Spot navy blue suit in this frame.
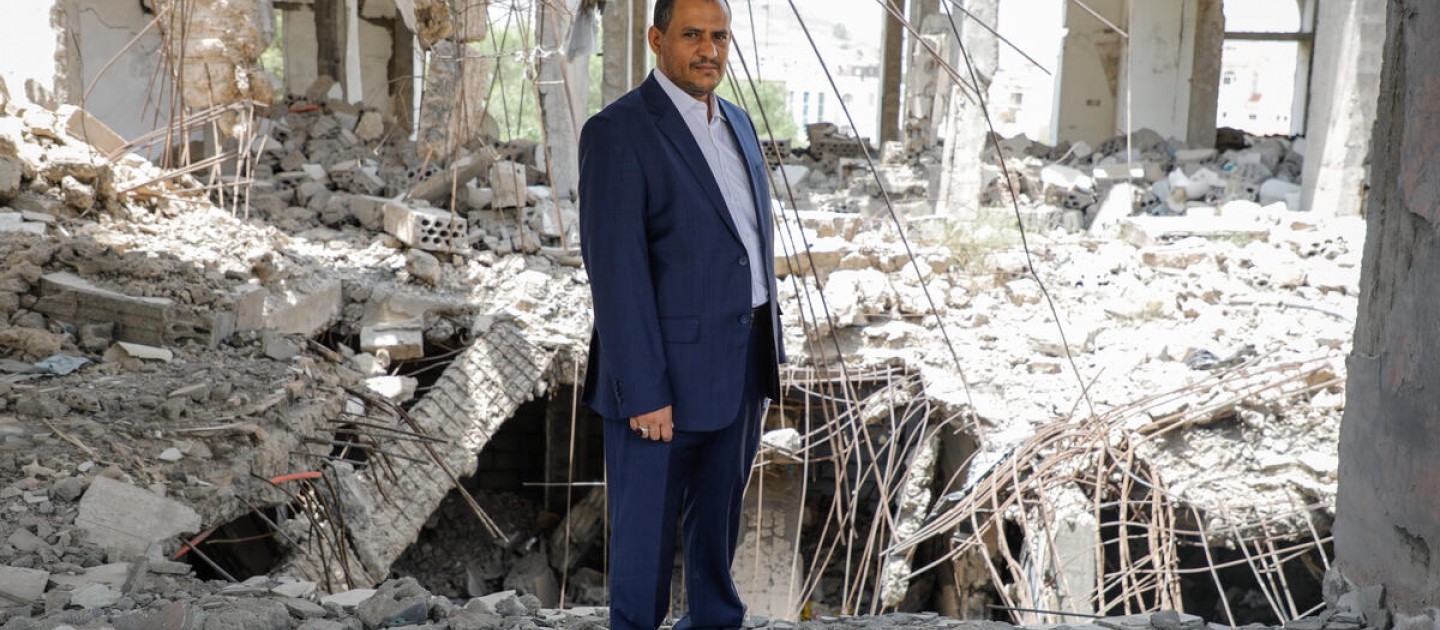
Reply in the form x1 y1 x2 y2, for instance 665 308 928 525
578 73 785 630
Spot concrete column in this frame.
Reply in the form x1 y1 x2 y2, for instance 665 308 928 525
537 0 587 201
1186 0 1223 149
1302 0 1384 216
603 0 649 105
315 0 345 84
1336 0 1440 614
732 471 805 621
879 0 905 144
417 1 492 157
935 0 999 221
1054 0 1125 145
1121 1 1198 142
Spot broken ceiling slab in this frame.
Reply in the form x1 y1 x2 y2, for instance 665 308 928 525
75 476 202 560
280 318 555 585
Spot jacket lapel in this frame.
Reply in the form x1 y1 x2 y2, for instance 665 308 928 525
642 77 743 243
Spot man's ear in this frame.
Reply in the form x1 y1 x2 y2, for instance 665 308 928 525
647 26 663 55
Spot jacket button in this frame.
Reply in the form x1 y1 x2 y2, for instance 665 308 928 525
738 256 749 267
739 313 752 325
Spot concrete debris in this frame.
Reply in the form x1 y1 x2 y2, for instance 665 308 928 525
74 476 202 560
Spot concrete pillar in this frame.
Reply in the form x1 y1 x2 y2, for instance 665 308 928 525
732 470 805 621
603 0 649 105
417 1 492 157
1302 0 1384 216
1121 1 1199 142
1054 0 1125 146
315 0 345 84
1335 0 1440 614
879 0 905 144
536 0 587 201
283 7 321 97
150 0 276 138
1186 0 1223 149
935 0 999 221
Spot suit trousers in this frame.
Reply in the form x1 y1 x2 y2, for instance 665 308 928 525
603 315 770 630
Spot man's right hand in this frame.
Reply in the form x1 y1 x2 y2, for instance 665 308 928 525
630 406 674 442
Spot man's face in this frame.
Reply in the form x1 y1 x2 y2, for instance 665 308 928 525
649 0 731 101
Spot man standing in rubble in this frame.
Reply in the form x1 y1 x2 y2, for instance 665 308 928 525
576 0 784 628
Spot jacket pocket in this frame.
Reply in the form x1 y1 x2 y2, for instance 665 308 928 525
658 317 700 343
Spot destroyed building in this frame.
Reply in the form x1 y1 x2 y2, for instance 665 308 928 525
0 1 1430 630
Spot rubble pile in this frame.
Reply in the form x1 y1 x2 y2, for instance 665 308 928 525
248 79 579 261
981 128 1307 233
0 63 1358 626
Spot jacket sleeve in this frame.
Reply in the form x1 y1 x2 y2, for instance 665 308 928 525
578 114 673 418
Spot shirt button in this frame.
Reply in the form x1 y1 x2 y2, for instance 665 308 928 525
738 256 749 267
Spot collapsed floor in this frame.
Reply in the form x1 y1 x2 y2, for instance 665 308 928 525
0 67 1355 629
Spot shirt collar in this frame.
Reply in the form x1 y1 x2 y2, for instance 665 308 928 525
652 69 727 122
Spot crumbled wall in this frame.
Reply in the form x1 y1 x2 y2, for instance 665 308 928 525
1336 0 1440 613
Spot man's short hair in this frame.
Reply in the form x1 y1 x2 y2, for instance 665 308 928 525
653 0 730 31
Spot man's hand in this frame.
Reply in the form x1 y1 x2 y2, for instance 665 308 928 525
630 406 674 442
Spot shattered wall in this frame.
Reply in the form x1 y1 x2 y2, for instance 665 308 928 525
1335 0 1440 614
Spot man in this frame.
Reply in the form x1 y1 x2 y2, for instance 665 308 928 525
576 0 785 628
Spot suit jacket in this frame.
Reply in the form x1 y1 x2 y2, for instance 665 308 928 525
578 74 786 432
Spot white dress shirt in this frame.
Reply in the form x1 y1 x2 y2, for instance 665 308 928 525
652 70 769 308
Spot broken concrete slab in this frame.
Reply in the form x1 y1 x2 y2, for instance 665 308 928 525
264 278 343 337
0 565 48 606
75 476 202 559
34 272 175 347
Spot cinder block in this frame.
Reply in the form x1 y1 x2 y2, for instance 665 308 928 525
383 201 467 253
75 477 202 559
360 318 425 361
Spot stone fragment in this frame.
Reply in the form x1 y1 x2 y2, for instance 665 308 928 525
60 175 95 210
158 447 183 462
406 249 442 285
282 597 327 619
70 583 120 609
355 111 384 141
473 590 526 617
6 528 47 552
503 550 560 609
364 375 419 403
0 157 21 205
1090 182 1138 236
103 341 174 364
360 318 425 361
266 278 343 336
320 588 376 610
0 565 48 606
262 333 301 361
113 601 195 630
272 579 317 599
0 327 64 362
75 476 202 559
356 577 430 629
490 160 529 208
